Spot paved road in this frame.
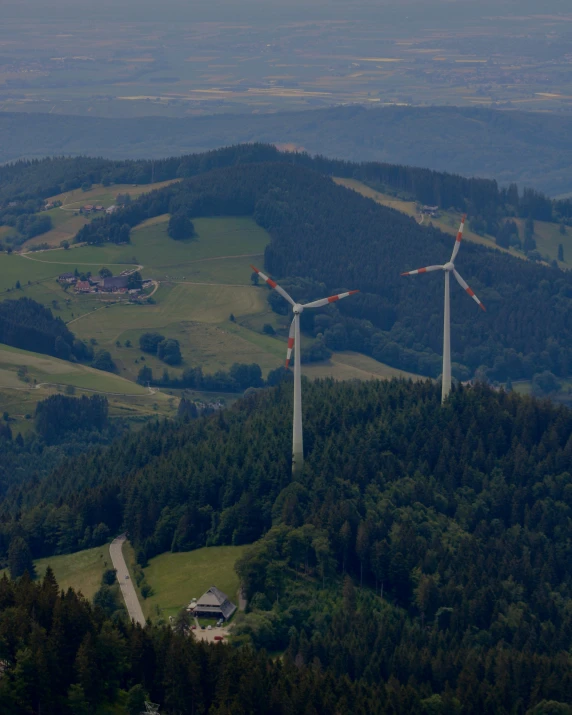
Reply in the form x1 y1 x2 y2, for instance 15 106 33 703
109 534 146 626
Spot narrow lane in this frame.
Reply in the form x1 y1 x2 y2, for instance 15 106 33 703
109 534 146 626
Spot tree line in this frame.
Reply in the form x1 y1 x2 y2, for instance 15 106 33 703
2 143 571 235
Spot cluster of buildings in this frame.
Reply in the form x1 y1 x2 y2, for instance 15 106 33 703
58 271 151 295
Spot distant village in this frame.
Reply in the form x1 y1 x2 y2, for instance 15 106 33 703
57 270 152 296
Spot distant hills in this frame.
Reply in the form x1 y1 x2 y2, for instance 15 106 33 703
2 106 572 196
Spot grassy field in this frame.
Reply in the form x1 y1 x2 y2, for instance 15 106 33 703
0 343 177 433
1 210 425 412
0 545 111 600
138 545 247 621
303 351 425 382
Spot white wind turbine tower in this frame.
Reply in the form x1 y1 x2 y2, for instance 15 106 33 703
251 265 358 475
401 215 486 403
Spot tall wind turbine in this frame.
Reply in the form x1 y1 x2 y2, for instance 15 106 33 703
251 265 358 475
401 215 485 403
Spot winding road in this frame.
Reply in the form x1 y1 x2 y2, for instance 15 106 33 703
109 534 146 626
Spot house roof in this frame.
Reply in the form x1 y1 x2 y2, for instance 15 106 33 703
194 586 237 619
76 281 91 290
100 275 129 289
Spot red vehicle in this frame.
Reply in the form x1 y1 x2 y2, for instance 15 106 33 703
214 636 223 641
191 625 197 630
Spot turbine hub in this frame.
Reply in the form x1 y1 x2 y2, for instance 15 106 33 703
444 262 454 272
293 303 304 314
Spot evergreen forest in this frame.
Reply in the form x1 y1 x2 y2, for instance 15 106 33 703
0 380 571 713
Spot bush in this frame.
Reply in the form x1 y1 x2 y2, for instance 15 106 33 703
92 350 116 372
168 212 195 241
139 332 165 354
102 568 117 586
157 338 182 365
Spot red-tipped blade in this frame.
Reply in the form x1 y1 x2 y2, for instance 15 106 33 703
401 265 443 276
303 289 360 309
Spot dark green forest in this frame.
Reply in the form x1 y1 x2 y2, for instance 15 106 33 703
1 380 572 713
73 159 572 381
0 298 90 361
1 568 393 715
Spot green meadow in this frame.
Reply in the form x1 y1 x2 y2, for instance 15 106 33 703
138 545 247 621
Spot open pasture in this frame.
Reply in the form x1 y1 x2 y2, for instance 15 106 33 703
47 179 181 209
0 345 178 433
0 343 177 433
138 545 247 621
303 351 425 382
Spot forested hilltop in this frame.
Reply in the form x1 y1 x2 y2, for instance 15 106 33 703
1 380 572 713
72 159 572 382
2 142 571 225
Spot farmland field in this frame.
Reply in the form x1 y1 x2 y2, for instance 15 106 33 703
136 545 247 621
1 210 426 421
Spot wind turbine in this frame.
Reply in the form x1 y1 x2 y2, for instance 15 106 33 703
251 265 358 475
401 215 485 403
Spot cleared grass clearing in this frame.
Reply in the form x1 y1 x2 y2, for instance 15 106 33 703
303 351 426 382
140 545 247 621
0 345 151 394
47 179 181 208
513 218 572 267
25 213 90 248
34 546 111 600
0 343 177 435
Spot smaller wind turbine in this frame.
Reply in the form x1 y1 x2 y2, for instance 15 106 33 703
401 215 485 403
251 265 358 475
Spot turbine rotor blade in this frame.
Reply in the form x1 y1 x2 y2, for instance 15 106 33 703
250 264 295 306
401 265 443 276
303 289 359 309
453 269 486 311
450 214 467 263
285 317 295 368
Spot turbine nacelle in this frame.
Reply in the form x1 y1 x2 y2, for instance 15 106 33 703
444 261 454 272
293 303 304 314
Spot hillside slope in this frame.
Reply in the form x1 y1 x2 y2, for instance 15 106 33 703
77 160 572 382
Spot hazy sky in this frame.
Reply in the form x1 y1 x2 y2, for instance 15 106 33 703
4 0 572 23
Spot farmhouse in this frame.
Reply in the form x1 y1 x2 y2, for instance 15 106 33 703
58 272 76 283
188 587 237 621
99 275 129 291
75 280 91 293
